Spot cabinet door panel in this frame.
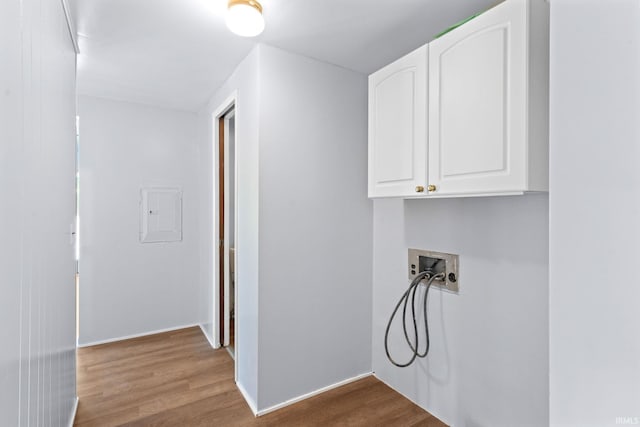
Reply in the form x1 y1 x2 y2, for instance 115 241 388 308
429 0 527 194
441 28 507 177
369 46 427 198
374 72 415 182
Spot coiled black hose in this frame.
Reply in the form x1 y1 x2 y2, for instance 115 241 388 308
384 270 445 367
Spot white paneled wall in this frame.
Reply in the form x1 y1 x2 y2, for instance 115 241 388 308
0 1 23 423
0 0 78 425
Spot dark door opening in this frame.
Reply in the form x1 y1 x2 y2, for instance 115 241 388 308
218 108 236 358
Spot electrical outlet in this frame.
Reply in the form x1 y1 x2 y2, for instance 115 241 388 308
408 248 459 292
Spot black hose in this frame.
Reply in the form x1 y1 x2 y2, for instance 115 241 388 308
384 271 444 368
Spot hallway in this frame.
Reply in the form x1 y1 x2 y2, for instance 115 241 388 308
75 327 446 426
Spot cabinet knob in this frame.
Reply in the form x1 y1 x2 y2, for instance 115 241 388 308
415 186 425 193
427 185 437 192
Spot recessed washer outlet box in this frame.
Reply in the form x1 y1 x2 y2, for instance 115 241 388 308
408 248 460 293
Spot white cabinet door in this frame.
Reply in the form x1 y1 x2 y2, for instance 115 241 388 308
368 45 427 198
428 0 528 195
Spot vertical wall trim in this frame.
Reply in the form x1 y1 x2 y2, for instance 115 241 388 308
212 91 239 375
60 0 79 53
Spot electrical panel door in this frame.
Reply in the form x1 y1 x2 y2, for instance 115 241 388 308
140 187 182 243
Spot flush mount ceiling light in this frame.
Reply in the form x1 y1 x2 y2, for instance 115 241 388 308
226 0 265 37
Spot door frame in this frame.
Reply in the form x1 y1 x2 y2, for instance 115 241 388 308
222 108 235 351
213 92 239 380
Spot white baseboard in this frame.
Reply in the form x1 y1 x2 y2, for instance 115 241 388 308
256 372 372 417
236 381 258 416
67 396 78 427
199 324 219 349
77 323 200 347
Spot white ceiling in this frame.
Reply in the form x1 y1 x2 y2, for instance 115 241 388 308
75 0 498 112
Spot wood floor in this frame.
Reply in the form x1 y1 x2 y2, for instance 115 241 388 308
75 327 446 426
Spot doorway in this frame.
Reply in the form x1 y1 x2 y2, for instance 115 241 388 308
216 103 237 360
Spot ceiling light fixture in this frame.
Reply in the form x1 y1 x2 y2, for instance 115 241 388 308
226 0 265 37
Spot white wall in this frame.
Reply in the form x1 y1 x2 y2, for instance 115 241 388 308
372 195 549 427
196 45 372 412
257 45 372 410
78 95 202 345
196 47 261 408
0 0 77 424
549 1 640 425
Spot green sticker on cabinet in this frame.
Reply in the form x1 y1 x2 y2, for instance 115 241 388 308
434 11 484 39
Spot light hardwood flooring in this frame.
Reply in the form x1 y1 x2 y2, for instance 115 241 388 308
75 327 447 426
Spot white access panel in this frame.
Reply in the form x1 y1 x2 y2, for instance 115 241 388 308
140 187 182 243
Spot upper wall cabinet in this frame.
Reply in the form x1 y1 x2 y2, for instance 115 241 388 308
368 0 549 198
368 45 427 198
